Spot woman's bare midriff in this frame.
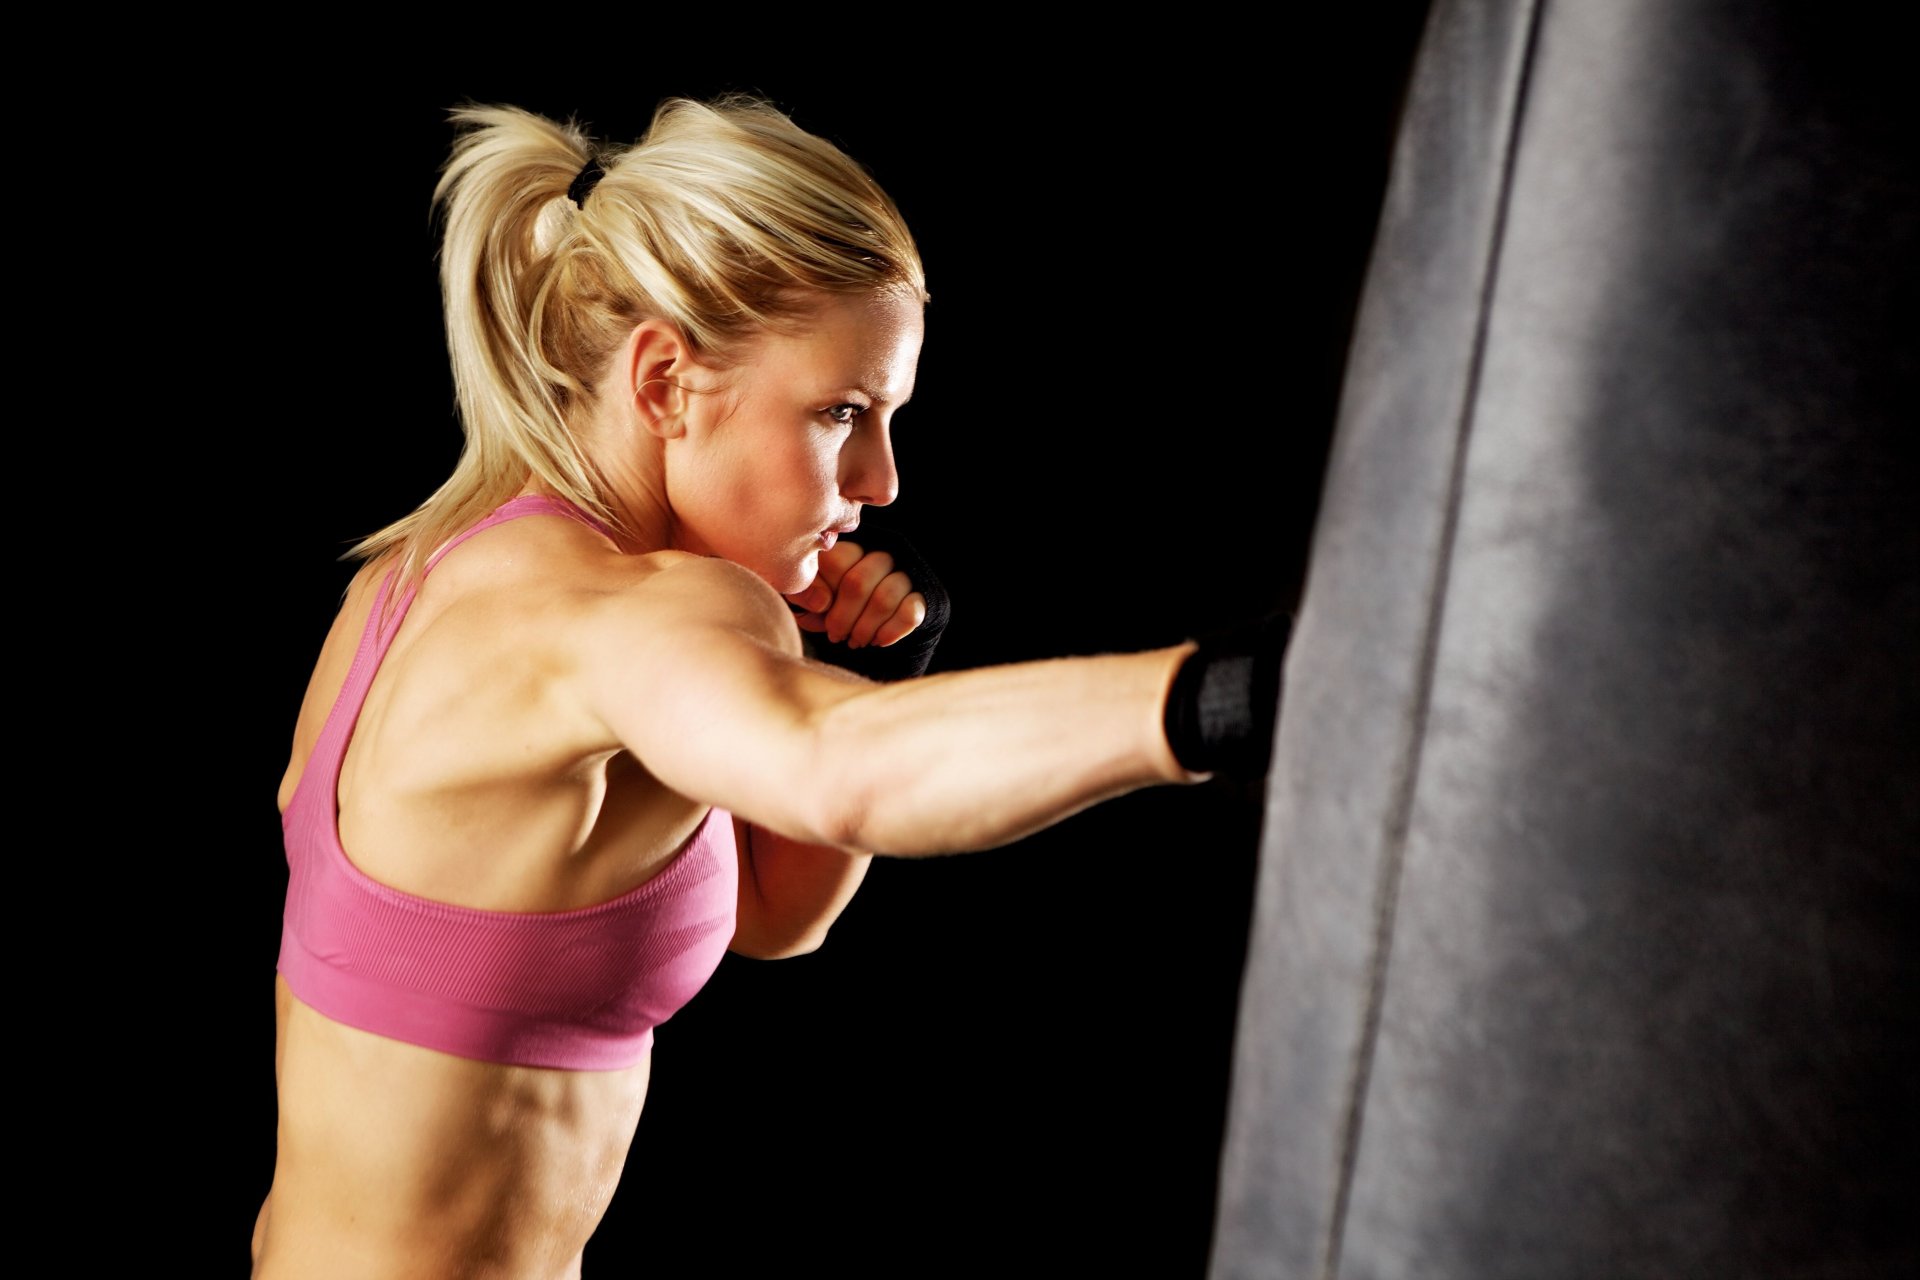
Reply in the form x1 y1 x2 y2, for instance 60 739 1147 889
253 976 652 1280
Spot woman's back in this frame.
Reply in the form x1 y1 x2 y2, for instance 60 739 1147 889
284 497 714 912
261 496 731 1279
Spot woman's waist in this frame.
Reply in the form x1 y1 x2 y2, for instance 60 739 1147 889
271 991 651 1264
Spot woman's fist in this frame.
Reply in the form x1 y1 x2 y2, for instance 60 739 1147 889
784 519 950 682
786 539 928 650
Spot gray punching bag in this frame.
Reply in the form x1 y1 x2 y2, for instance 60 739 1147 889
1210 1 1917 1277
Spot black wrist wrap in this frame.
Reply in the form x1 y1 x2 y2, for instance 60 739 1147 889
1163 613 1292 777
805 517 951 682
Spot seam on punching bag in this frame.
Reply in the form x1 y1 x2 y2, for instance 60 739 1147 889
1319 1 1549 1275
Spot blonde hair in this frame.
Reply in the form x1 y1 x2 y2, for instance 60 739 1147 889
352 96 928 587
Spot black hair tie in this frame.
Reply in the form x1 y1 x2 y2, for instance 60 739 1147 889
568 157 605 208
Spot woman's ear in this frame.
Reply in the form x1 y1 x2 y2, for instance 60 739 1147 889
624 319 695 439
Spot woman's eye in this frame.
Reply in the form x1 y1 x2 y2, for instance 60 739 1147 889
823 403 866 427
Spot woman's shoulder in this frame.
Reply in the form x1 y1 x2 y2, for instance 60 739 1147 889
340 552 393 613
414 513 796 657
570 551 801 661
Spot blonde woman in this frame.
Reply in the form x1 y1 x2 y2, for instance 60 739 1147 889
254 96 1283 1279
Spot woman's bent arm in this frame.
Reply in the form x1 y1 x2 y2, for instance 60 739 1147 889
729 820 871 958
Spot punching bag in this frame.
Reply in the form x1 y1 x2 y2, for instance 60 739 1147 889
1210 1 1917 1277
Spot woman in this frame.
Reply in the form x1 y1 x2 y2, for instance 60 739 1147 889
254 96 1278 1278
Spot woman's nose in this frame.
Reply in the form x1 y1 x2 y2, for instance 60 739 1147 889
842 422 899 507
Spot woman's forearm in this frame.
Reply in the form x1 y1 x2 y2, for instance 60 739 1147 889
730 820 872 958
804 644 1201 856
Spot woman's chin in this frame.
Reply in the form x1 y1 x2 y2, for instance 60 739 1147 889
757 551 815 597
711 542 813 596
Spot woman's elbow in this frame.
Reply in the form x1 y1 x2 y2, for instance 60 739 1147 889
728 919 834 960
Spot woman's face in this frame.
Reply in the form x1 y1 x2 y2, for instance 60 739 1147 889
668 289 923 594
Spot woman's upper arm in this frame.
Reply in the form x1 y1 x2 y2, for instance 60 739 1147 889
568 556 864 842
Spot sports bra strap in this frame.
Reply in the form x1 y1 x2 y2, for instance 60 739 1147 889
424 494 618 574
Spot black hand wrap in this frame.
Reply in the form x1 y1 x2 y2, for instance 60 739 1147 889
1163 612 1292 778
802 517 952 682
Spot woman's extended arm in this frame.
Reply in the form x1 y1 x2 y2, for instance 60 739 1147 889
572 555 1199 859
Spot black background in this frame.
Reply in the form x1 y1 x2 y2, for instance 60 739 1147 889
185 22 1431 1276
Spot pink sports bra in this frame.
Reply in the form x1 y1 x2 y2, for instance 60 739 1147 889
276 495 739 1070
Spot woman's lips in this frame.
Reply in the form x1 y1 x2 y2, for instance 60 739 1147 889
819 521 860 552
